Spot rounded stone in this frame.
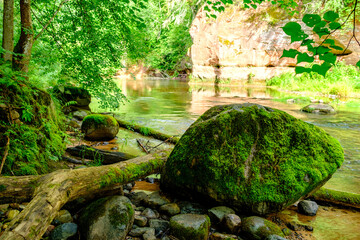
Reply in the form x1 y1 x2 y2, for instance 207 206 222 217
208 206 235 223
210 232 238 240
298 200 319 216
170 214 210 240
222 213 241 234
6 209 20 221
241 216 284 240
81 114 119 141
134 215 148 227
50 223 78 240
159 203 181 216
55 210 73 224
161 103 344 215
142 208 158 219
301 104 336 114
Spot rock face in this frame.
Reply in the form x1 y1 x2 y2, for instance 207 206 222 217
189 3 358 80
161 103 344 215
79 195 134 240
81 114 119 140
301 104 336 114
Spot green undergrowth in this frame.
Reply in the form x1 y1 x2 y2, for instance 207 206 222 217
0 62 67 176
266 63 360 98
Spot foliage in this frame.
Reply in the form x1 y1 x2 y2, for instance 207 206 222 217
0 61 67 175
266 62 360 97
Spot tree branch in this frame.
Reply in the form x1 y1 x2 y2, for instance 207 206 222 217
0 136 10 175
34 0 70 41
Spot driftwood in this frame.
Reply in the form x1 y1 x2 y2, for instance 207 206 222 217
0 150 169 240
115 118 180 145
66 144 136 164
61 155 90 165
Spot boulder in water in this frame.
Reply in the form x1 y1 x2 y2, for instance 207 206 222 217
161 103 344 215
81 114 119 140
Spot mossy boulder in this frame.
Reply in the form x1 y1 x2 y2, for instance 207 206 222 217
161 103 344 215
81 114 119 141
79 195 134 240
169 214 210 240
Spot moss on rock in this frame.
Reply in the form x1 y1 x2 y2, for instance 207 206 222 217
161 103 344 215
81 114 119 141
169 214 210 240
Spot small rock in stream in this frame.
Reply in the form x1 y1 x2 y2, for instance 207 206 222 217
298 200 319 216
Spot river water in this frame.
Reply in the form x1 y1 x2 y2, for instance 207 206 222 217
90 78 360 239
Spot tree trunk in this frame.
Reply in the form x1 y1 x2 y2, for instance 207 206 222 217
13 0 33 73
0 150 169 240
2 0 14 62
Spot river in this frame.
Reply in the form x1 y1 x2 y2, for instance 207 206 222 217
90 78 360 239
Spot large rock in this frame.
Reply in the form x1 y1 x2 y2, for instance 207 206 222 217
79 195 134 240
81 114 119 141
161 103 344 215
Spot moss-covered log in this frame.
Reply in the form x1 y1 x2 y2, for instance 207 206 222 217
311 187 360 209
115 118 180 144
0 150 169 240
66 145 136 164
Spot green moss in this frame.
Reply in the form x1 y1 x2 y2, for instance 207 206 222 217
161 104 344 214
0 77 67 176
170 215 210 240
83 114 118 128
0 185 6 192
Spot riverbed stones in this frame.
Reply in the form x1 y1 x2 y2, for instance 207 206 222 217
159 203 181 216
210 232 238 240
55 210 73 224
222 213 242 234
81 114 119 140
298 200 319 216
134 215 148 227
161 103 344 215
241 216 284 240
169 214 210 240
144 191 171 208
301 104 336 114
79 195 134 240
142 208 158 219
149 219 169 234
208 206 235 223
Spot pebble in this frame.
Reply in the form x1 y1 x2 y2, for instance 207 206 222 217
142 208 158 219
134 215 148 227
159 203 180 216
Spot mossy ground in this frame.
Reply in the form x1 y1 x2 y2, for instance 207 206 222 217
0 70 67 175
161 104 344 213
82 114 118 129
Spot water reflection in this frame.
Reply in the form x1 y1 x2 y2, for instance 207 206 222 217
90 78 360 194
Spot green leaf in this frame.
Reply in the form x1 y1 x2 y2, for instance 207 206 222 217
324 11 339 22
331 45 343 50
356 60 360 68
297 52 314 64
315 21 327 28
210 14 217 19
282 22 302 35
329 22 341 30
313 26 330 38
281 49 300 58
302 14 321 27
251 4 257 9
319 52 337 64
204 6 211 12
317 46 331 54
295 66 311 74
312 63 332 77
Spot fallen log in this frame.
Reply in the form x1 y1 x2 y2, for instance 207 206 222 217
115 118 180 144
66 144 136 164
0 150 169 240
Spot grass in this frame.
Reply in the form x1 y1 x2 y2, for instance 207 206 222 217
266 63 360 98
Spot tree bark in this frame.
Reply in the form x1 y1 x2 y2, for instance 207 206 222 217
0 150 169 240
13 0 33 73
2 0 14 62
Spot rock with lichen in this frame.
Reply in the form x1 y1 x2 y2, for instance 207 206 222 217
78 195 134 240
81 114 119 140
161 103 344 215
